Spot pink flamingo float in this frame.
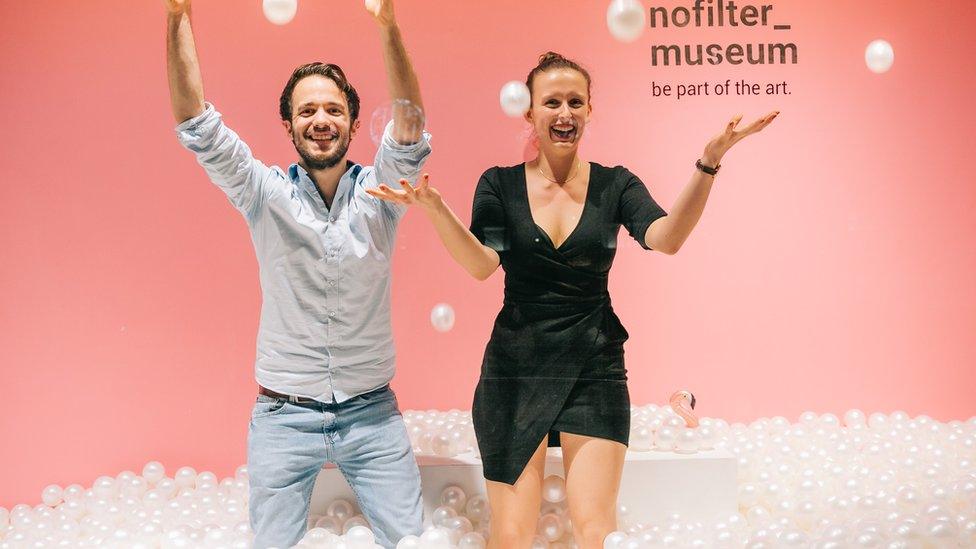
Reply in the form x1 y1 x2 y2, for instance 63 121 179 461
669 390 699 428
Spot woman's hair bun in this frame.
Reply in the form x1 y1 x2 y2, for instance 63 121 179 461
526 52 592 100
538 51 567 65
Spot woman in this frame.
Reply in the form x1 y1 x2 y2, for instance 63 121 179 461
368 52 777 548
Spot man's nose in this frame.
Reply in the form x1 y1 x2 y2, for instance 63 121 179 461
312 108 331 127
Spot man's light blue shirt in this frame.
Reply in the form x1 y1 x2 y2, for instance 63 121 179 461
176 103 431 403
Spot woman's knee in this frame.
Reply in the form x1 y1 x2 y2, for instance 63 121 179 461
489 520 537 547
572 513 617 545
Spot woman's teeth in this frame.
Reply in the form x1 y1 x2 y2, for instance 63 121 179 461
551 126 576 140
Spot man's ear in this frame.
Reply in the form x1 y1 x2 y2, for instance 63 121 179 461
350 118 361 140
282 119 293 138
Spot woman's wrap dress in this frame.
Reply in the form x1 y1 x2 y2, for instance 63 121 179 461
469 162 667 485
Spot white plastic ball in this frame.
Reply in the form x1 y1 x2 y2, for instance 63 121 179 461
865 39 895 74
342 514 369 533
431 303 456 332
464 494 489 522
440 485 467 512
538 512 564 542
327 499 355 522
174 467 197 489
142 462 165 484
420 526 452 547
397 534 422 548
542 475 566 503
674 428 701 454
432 505 457 527
843 409 866 427
606 0 646 42
655 426 677 451
629 425 654 451
603 530 629 548
233 465 248 481
458 531 486 549
41 485 63 507
499 81 531 118
263 0 298 25
369 99 426 147
314 515 342 534
345 524 375 546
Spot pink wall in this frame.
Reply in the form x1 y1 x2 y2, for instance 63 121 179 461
1 0 974 506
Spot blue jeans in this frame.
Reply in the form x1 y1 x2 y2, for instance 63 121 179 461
247 385 423 548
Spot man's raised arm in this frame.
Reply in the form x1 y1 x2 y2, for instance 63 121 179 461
166 0 206 123
366 0 425 145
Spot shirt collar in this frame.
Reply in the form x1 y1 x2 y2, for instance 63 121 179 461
288 160 359 183
288 161 361 208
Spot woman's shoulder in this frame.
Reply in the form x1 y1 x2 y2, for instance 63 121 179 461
476 163 525 192
588 161 639 185
480 163 525 180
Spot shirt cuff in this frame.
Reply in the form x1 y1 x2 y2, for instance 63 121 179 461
381 119 432 154
174 102 220 142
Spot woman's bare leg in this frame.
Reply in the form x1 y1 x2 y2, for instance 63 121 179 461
561 433 627 549
485 435 549 549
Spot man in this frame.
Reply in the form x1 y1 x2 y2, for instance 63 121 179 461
165 1 430 547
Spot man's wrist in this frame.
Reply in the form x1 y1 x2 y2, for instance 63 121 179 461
377 21 399 33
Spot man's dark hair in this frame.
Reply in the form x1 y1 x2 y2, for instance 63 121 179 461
279 62 361 122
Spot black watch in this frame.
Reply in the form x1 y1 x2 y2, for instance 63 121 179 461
696 158 720 175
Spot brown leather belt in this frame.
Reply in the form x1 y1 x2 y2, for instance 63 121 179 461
258 385 317 404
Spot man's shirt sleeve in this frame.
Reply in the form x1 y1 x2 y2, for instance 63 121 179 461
368 120 432 219
175 102 272 218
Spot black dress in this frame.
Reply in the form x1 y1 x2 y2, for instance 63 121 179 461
469 162 668 485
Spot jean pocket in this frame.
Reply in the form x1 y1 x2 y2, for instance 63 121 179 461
252 396 287 418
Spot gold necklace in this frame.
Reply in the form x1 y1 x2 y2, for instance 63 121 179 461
537 158 582 184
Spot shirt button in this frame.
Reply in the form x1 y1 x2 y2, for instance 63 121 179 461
329 216 336 222
329 311 336 317
329 280 336 286
534 238 540 243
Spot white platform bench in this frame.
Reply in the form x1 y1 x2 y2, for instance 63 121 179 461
309 448 737 525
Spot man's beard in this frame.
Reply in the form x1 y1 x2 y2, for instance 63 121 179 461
293 131 351 170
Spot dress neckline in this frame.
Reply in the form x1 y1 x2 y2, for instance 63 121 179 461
520 161 595 252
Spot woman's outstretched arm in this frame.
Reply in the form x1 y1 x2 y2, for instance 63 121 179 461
368 175 501 281
646 111 779 253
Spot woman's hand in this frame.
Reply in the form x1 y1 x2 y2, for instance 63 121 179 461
701 111 779 167
366 173 442 211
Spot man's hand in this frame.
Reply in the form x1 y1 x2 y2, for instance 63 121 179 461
365 0 396 27
164 0 191 15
